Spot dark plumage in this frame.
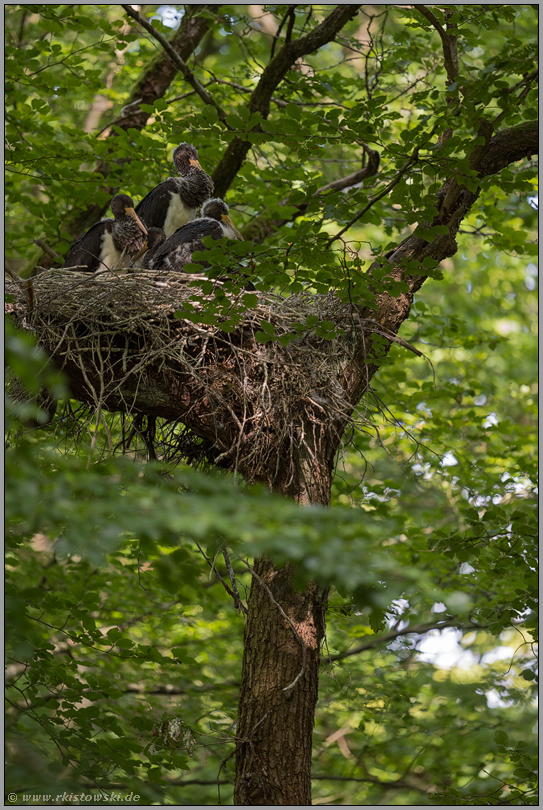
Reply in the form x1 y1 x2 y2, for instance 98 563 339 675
148 198 243 274
135 143 214 237
133 227 167 269
64 194 148 273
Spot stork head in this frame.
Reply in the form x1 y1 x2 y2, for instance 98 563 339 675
201 197 229 220
202 198 243 240
110 194 147 235
173 143 203 174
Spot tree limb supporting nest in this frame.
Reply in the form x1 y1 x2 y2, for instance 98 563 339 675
6 269 377 494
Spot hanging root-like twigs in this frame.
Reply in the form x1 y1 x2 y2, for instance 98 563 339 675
5 267 397 485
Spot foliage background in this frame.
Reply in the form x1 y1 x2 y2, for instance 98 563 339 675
5 4 537 806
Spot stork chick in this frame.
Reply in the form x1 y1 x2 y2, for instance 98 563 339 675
64 194 147 273
148 198 243 274
135 143 214 237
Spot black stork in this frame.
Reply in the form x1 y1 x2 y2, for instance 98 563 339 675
133 227 167 269
64 194 148 273
135 143 214 238
147 198 243 274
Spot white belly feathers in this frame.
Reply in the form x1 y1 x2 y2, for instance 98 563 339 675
163 192 196 238
97 231 122 272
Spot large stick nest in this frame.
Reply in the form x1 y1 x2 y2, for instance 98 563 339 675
6 268 370 485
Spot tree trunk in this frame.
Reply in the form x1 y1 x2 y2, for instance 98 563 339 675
233 558 327 805
233 433 335 805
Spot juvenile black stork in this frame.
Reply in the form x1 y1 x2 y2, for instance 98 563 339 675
147 198 243 274
133 227 167 269
64 194 148 273
135 143 214 237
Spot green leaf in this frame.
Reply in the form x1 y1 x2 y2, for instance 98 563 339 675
494 730 509 746
202 104 219 123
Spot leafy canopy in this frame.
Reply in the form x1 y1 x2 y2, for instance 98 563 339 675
5 4 537 806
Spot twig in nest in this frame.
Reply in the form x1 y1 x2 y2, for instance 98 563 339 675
5 267 22 283
25 279 35 314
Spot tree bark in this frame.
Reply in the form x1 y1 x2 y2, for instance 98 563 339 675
233 558 327 805
231 404 336 803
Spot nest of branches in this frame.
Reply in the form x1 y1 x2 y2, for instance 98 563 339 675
6 268 372 487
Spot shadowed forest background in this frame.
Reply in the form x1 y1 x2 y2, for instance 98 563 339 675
5 4 538 806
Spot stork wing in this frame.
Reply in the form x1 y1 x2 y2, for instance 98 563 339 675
135 179 180 230
150 219 224 272
63 221 108 271
168 218 224 244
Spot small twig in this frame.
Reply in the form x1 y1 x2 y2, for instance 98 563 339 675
327 619 486 662
33 239 63 264
222 546 247 615
361 319 424 357
270 6 290 60
194 540 245 612
86 403 102 470
494 68 538 126
121 5 230 126
95 86 209 136
137 550 151 593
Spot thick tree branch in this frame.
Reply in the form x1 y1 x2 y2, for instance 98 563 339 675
413 5 458 85
477 121 538 178
342 119 538 411
212 4 362 196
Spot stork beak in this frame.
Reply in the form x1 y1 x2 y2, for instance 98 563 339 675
221 214 244 241
189 158 203 170
125 207 148 236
